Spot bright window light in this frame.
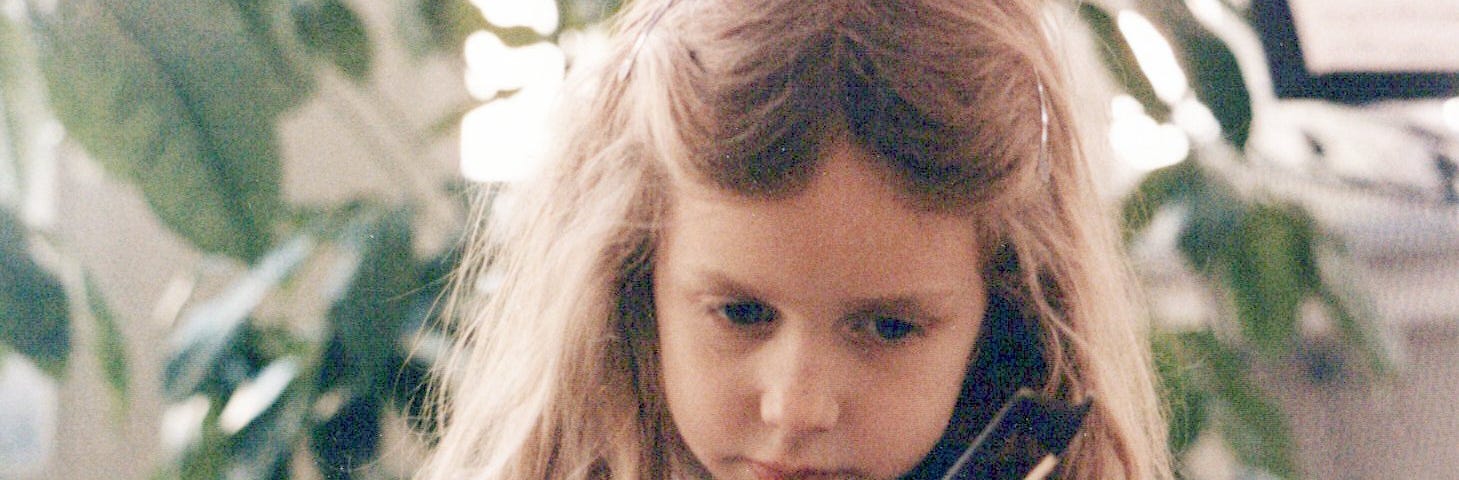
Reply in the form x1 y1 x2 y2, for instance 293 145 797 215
458 1 588 184
471 0 559 36
1118 10 1190 104
1444 97 1459 133
0 355 57 476
218 359 298 435
1171 97 1223 144
558 26 612 66
463 32 565 101
161 395 210 454
1185 0 1226 24
463 32 509 100
1109 95 1190 172
460 86 556 183
1110 94 1146 120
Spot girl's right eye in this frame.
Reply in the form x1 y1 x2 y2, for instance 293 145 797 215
716 300 777 326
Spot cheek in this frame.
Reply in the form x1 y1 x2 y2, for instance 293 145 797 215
656 310 753 458
852 341 975 474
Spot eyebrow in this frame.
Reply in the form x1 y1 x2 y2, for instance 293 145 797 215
688 270 771 299
686 269 966 322
843 296 952 324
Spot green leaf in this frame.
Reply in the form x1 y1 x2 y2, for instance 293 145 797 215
26 0 312 262
427 101 479 139
226 359 310 480
1182 330 1298 478
316 209 418 397
222 0 314 94
1152 332 1207 456
489 25 552 48
310 393 383 479
1175 181 1243 273
1221 0 1252 18
1077 3 1171 121
1315 247 1398 377
80 271 130 414
388 354 437 434
222 0 274 37
1225 204 1317 359
399 0 487 57
1154 2 1253 149
1121 159 1204 241
292 0 374 82
174 400 228 480
388 246 460 434
164 236 315 400
0 208 69 377
557 0 622 31
1183 34 1250 149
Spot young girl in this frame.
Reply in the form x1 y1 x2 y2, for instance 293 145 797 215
421 0 1171 478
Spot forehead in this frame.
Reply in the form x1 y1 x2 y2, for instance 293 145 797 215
656 143 984 302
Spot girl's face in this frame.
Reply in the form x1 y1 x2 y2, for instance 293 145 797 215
653 144 988 479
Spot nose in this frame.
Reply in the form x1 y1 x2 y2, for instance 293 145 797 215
758 331 842 436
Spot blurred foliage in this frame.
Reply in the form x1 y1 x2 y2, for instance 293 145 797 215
0 208 70 378
1084 0 1403 478
0 0 608 478
82 270 132 414
152 207 455 479
293 0 375 83
27 0 305 262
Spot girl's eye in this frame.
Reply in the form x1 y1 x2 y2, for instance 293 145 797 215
717 300 776 326
863 316 920 343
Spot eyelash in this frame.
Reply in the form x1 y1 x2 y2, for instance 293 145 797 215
852 314 923 343
710 300 925 344
716 300 778 326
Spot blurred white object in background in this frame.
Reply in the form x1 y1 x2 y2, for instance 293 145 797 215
462 33 565 101
1109 94 1191 174
0 353 57 480
459 34 565 183
1286 0 1459 74
459 84 560 183
1117 10 1190 104
1444 97 1459 133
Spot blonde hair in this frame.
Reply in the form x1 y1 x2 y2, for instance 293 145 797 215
419 0 1171 478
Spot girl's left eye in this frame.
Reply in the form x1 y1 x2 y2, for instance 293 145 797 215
873 317 917 340
860 316 921 343
716 300 777 326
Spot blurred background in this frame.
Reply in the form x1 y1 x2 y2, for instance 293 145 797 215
0 0 1454 478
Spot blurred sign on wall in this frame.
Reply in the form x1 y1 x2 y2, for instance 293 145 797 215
1255 0 1459 103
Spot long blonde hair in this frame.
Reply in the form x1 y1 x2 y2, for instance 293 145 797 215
419 0 1170 478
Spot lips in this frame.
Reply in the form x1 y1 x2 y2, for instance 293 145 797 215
747 460 857 480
